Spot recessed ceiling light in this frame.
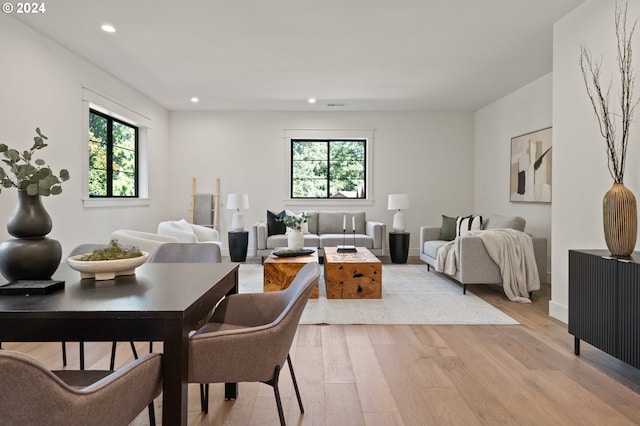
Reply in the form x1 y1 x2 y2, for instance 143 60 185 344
190 97 199 103
308 98 316 104
101 24 116 33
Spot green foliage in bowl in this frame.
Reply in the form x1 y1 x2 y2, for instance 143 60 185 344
78 240 143 261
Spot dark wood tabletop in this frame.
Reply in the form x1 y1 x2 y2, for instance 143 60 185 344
0 261 239 425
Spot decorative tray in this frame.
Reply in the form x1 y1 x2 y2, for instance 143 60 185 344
272 248 315 258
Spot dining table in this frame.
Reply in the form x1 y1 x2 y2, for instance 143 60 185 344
0 261 239 425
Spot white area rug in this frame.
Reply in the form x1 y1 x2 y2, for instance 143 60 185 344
238 264 519 325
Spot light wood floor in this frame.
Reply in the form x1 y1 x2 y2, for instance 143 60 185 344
6 279 640 425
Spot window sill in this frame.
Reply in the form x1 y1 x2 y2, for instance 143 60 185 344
82 198 150 208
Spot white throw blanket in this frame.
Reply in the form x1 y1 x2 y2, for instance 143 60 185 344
435 229 540 303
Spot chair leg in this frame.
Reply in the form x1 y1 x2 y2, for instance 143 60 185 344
263 365 286 425
148 400 156 426
61 341 67 366
79 341 85 370
287 354 304 413
109 341 117 370
129 341 139 359
270 365 286 426
200 383 209 413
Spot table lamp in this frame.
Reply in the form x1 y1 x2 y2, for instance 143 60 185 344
388 193 410 232
227 193 249 231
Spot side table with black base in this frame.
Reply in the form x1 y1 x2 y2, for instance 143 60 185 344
228 231 249 262
389 232 410 264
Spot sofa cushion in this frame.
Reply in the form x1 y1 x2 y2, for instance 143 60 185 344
319 234 373 249
438 215 457 241
484 215 525 232
267 210 287 236
266 234 320 249
318 211 366 234
423 240 449 259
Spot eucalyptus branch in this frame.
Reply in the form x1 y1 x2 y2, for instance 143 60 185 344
580 0 638 184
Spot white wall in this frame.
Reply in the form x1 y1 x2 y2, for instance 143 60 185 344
551 0 640 322
0 15 171 255
168 111 475 254
474 74 553 282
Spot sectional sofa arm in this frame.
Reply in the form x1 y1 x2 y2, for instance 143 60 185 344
366 221 386 252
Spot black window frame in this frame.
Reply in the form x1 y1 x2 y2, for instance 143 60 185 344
89 108 139 198
290 138 367 199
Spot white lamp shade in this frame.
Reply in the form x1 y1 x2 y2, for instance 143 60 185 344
388 194 410 210
227 193 249 210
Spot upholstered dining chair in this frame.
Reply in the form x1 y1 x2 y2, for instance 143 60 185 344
189 261 320 425
0 350 162 426
149 242 222 263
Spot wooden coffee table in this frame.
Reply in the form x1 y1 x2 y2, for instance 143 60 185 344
263 248 319 298
323 247 382 299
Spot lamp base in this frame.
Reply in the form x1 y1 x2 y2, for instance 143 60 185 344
392 211 406 233
231 211 244 232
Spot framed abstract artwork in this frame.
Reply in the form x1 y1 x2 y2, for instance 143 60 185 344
510 127 552 203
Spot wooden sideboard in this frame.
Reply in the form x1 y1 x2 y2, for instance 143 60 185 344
568 249 640 369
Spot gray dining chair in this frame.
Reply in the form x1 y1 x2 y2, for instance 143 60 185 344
148 242 222 263
189 261 320 425
0 349 162 426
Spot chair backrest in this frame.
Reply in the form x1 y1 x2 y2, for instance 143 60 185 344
149 242 222 263
189 262 320 384
0 350 162 426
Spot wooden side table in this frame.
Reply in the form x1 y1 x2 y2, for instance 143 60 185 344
389 232 410 264
263 249 319 298
323 247 382 299
228 231 248 262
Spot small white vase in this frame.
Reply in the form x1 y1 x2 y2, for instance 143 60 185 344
288 229 304 250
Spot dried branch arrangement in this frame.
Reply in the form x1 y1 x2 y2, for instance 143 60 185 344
580 0 639 184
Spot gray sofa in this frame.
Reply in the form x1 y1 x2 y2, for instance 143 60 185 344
252 210 385 260
419 214 547 294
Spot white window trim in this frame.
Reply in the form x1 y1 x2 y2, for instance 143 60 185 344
81 87 150 208
283 128 374 207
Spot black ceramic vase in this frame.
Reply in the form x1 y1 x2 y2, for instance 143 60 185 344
0 191 62 282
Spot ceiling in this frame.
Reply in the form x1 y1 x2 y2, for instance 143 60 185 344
13 0 584 112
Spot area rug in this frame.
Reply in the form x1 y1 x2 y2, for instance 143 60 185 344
237 264 519 325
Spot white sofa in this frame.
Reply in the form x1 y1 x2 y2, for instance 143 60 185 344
111 219 222 257
252 210 385 260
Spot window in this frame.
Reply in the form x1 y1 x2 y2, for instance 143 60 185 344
291 139 366 199
89 109 138 197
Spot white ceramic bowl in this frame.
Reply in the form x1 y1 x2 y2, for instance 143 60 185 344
67 252 149 280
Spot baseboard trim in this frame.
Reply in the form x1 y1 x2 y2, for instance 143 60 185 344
549 300 568 324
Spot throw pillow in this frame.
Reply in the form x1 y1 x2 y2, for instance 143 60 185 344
438 215 457 241
267 210 286 236
456 215 483 237
285 210 309 234
168 219 198 242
